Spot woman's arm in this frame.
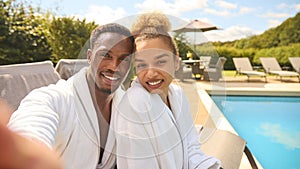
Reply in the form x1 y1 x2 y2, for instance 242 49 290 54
179 91 222 169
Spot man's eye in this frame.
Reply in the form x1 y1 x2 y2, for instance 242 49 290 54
120 56 130 62
103 53 111 58
95 51 109 58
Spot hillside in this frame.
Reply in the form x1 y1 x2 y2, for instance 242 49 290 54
213 12 300 49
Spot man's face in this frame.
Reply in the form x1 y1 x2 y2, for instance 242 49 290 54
88 32 133 94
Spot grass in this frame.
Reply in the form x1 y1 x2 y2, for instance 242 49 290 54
223 70 276 77
223 70 237 76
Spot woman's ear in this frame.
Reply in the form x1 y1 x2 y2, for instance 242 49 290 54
87 49 92 64
175 56 180 71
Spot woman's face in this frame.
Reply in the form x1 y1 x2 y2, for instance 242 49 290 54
134 37 178 95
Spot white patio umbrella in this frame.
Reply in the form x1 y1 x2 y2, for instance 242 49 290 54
172 19 221 53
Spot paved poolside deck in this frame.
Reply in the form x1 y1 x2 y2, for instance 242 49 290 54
176 75 300 169
179 74 300 97
198 75 300 96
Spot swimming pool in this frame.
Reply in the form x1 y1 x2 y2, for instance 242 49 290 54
211 95 300 169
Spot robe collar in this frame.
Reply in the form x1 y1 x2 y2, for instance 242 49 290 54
72 67 125 167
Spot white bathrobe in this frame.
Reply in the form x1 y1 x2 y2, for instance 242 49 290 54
114 79 221 169
8 68 122 169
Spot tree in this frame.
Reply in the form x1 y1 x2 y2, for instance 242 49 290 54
0 0 52 65
0 0 11 64
48 17 97 63
173 32 193 60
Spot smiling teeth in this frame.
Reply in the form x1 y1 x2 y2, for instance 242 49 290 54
103 74 118 81
148 80 162 86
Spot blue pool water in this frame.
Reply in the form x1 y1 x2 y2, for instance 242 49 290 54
211 95 300 169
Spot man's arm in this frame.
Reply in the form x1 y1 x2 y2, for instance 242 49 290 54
0 99 62 169
7 85 63 149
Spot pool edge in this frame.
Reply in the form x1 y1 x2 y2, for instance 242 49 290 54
196 87 264 169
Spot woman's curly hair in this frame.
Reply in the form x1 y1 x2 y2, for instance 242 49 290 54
131 11 178 56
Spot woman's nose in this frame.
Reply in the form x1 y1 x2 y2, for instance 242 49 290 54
145 68 158 78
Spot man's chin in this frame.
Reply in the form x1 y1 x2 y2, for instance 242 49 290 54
96 78 121 94
99 89 112 94
94 82 119 94
98 87 118 94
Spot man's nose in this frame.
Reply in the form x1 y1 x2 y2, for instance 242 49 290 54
108 59 120 71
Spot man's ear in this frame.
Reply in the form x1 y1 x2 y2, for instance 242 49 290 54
87 49 92 64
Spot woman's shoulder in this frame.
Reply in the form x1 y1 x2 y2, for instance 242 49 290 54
126 79 150 98
122 79 163 113
169 83 184 95
126 81 151 104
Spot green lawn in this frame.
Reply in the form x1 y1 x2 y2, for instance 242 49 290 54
223 70 274 77
223 70 237 76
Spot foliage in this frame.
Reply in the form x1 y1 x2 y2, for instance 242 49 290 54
208 12 300 69
173 32 193 60
214 46 256 70
214 12 300 49
0 0 52 65
253 43 300 66
0 0 97 65
48 17 97 63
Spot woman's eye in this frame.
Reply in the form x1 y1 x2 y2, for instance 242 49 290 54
157 60 167 65
136 63 147 69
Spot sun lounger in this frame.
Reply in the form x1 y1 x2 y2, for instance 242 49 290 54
233 58 267 82
55 59 89 80
289 57 300 73
0 61 60 111
260 57 299 82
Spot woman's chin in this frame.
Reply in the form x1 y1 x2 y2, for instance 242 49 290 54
149 89 164 95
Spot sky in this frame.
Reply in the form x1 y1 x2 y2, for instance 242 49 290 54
31 0 300 42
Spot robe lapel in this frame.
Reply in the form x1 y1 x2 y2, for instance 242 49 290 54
101 87 125 166
168 84 182 124
168 84 190 169
73 68 100 146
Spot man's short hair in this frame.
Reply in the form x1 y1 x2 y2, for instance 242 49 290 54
90 23 135 50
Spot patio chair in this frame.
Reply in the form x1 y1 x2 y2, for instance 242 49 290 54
203 57 227 81
175 59 193 81
55 59 89 80
260 57 299 82
233 57 267 82
289 57 300 73
199 56 212 69
0 61 61 111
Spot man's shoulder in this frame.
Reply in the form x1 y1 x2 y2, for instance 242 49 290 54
25 79 74 102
